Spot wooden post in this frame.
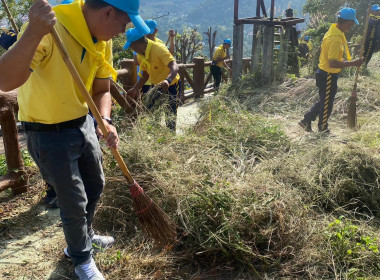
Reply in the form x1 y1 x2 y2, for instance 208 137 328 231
193 57 205 98
261 25 274 84
0 92 27 195
270 0 275 21
119 59 137 90
234 0 239 23
277 26 290 80
251 25 262 73
232 23 244 82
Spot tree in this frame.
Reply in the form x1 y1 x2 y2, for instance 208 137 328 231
203 27 217 60
174 28 203 64
0 0 32 29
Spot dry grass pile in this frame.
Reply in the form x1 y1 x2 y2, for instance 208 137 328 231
94 63 380 279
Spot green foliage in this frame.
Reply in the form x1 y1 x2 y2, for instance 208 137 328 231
112 33 133 69
326 216 380 278
0 0 32 28
0 149 34 176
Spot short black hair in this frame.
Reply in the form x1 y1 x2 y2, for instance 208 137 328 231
84 0 124 14
337 17 352 25
134 36 147 44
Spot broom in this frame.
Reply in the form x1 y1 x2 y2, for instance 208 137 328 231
347 4 371 129
0 0 19 34
30 4 177 245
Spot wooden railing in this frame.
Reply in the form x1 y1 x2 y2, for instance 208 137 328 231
0 57 252 194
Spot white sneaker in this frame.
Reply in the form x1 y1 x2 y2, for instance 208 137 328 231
75 258 105 280
91 234 114 252
64 234 115 260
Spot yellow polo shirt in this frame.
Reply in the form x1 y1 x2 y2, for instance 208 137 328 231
318 24 351 74
213 44 226 67
138 39 179 85
17 0 113 124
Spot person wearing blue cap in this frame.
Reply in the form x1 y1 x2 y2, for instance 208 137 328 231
0 28 17 50
363 4 380 66
210 39 232 90
125 28 181 131
0 0 149 279
299 7 363 134
133 19 175 95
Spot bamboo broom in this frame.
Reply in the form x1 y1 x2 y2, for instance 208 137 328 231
0 0 19 34
347 4 371 129
29 6 176 244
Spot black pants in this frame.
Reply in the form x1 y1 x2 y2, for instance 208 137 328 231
148 81 181 131
210 65 222 89
303 69 338 131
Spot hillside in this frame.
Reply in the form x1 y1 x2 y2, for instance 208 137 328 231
2 53 380 279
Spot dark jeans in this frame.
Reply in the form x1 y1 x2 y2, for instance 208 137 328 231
303 69 338 131
210 65 222 89
26 115 104 266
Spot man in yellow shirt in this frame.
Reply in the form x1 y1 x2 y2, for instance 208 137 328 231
0 0 149 279
211 39 232 90
133 19 175 94
299 8 362 133
125 27 180 131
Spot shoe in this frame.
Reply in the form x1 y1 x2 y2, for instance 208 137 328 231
319 128 330 134
75 258 105 280
44 196 58 209
64 234 114 260
91 234 115 252
298 119 312 132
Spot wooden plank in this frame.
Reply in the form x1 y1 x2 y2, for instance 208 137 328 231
204 72 212 89
232 23 244 82
183 69 195 89
237 17 304 26
261 26 274 84
251 25 261 73
270 0 274 21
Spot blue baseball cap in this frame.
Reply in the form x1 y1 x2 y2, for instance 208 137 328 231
124 28 145 49
304 35 310 41
145 19 157 34
103 0 150 34
372 4 380 11
338 8 359 25
223 38 232 45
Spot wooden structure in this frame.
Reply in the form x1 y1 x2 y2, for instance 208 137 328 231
233 0 304 84
0 90 27 195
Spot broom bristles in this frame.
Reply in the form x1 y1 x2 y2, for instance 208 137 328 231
347 95 357 129
129 181 177 245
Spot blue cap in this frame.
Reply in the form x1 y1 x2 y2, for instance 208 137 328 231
372 4 380 11
223 38 232 45
338 8 359 25
145 19 157 34
304 35 310 41
124 28 145 49
102 0 150 34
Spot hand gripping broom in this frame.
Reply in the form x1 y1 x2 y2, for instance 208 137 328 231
347 5 371 129
32 9 176 245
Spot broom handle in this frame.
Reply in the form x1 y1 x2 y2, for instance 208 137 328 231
49 27 135 185
1 0 19 34
353 4 371 92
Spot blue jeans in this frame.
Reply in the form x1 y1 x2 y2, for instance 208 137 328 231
26 115 104 266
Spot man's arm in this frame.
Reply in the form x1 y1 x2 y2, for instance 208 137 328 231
127 70 149 99
0 0 56 91
92 78 119 149
159 60 179 91
329 59 363 69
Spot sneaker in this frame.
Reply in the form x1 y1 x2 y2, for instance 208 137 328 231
44 196 58 209
75 258 105 280
91 234 115 252
64 234 114 260
298 119 312 132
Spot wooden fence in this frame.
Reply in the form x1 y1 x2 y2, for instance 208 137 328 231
0 56 252 194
